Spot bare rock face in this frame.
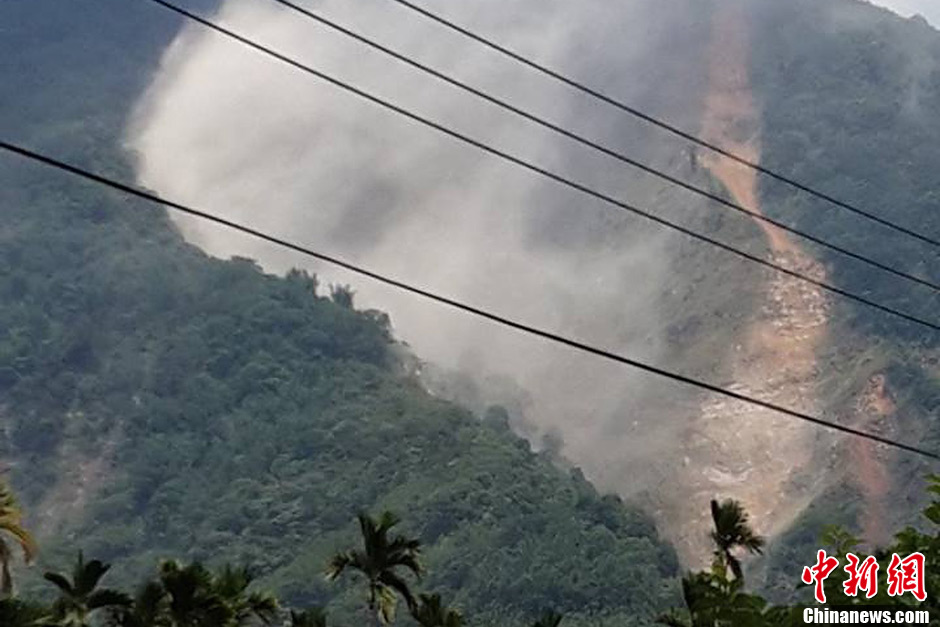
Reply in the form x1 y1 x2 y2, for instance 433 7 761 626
658 1 831 568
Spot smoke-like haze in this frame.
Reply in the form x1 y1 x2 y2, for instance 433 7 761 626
129 0 722 495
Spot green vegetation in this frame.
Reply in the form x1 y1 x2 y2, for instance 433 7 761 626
752 0 940 345
0 5 679 608
326 512 422 625
3 477 940 626
656 482 940 627
0 482 38 595
39 553 132 627
0 162 677 625
4 0 940 624
746 0 940 590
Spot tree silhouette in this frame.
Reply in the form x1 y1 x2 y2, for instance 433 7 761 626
709 499 764 580
411 593 463 627
106 562 277 627
326 511 422 625
157 561 231 627
0 481 37 596
105 580 167 627
41 552 131 627
211 565 278 625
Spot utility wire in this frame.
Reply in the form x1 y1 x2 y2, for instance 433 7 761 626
268 0 940 294
3 139 937 461
387 0 940 251
146 0 940 334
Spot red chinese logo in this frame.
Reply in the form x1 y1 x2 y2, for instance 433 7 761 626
802 550 840 604
843 553 879 599
886 552 926 602
802 551 927 603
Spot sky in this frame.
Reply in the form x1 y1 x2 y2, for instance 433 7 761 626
870 0 940 26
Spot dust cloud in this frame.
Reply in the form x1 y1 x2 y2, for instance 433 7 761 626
129 0 724 499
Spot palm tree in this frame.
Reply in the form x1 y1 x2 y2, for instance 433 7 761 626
211 565 277 625
326 511 422 626
157 560 231 627
148 561 278 627
411 593 462 627
0 480 37 596
41 552 131 627
105 580 167 627
709 499 764 580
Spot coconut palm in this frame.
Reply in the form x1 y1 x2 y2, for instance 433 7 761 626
160 560 240 627
41 552 131 627
105 580 167 627
211 565 277 625
326 511 422 626
709 499 764 580
107 561 277 627
0 481 37 596
411 593 462 627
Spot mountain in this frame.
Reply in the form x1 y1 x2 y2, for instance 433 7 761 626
0 1 678 624
743 0 940 596
2 0 940 621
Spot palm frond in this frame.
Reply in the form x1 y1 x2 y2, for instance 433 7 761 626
375 585 398 625
244 591 279 625
42 572 74 596
75 557 111 597
377 570 416 613
325 553 352 581
87 589 132 611
0 522 36 564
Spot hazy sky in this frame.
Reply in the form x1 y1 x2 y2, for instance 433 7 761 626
870 0 940 26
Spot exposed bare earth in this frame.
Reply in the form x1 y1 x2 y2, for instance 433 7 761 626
661 2 829 567
851 375 896 546
34 418 118 538
656 2 900 566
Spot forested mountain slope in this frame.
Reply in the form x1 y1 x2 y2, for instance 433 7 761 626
0 1 678 624
3 0 940 620
743 0 940 595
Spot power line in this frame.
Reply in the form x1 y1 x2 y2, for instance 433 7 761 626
3 139 937 462
146 0 940 334
267 0 940 294
386 0 940 251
